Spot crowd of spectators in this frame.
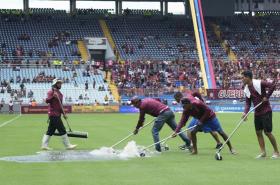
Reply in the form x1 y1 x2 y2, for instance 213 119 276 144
111 59 203 97
0 79 29 101
111 55 280 96
32 71 56 83
213 59 280 89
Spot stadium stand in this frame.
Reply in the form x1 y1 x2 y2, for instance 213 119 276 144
0 11 103 61
106 16 228 61
0 10 280 104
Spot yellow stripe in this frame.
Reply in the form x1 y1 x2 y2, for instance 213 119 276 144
189 0 209 89
99 20 117 52
77 40 89 61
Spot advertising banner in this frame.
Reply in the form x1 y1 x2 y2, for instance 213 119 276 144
119 106 139 113
207 89 280 100
72 105 119 113
168 104 280 113
207 89 244 99
21 106 72 114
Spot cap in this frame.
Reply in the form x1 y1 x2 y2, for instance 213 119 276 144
52 78 63 86
130 96 141 104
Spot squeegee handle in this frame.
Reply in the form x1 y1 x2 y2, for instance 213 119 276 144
110 133 134 148
110 119 155 148
217 102 263 153
142 125 197 151
54 93 72 132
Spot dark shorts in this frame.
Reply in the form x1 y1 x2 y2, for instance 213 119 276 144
254 111 272 133
47 116 66 136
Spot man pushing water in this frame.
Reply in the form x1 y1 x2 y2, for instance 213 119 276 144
131 96 191 152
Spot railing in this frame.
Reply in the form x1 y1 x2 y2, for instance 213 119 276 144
0 87 114 104
0 55 80 61
118 87 193 99
0 59 107 70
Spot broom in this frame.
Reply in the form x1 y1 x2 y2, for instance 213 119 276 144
53 94 88 139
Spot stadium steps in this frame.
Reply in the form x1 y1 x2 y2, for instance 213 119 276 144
99 19 121 102
211 23 237 62
105 71 120 103
77 40 89 61
99 19 118 57
109 82 120 103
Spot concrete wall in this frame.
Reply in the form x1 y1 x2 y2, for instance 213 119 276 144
201 0 235 16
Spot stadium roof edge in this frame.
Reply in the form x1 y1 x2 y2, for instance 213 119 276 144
48 0 186 2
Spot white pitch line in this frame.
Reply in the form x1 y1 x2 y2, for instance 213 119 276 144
0 114 22 128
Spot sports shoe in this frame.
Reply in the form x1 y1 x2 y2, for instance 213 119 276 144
216 143 223 149
179 144 188 150
161 144 169 151
186 145 193 153
230 148 238 155
255 152 266 159
66 144 77 150
271 153 280 159
155 148 162 153
179 144 190 150
215 143 223 149
179 144 193 152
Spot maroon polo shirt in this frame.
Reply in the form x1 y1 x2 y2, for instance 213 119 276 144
46 89 63 117
175 99 215 133
184 92 204 102
135 98 169 129
244 81 275 116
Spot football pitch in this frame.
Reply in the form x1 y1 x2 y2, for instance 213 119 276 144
0 113 279 185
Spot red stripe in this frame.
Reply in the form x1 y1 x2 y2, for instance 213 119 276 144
197 0 216 88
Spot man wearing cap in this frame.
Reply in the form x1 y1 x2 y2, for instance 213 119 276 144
41 78 77 150
131 96 191 152
172 96 236 155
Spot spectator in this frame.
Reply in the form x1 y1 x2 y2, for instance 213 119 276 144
28 90 34 98
16 76 21 83
7 84 11 93
9 100 13 114
84 94 89 100
20 82 24 90
0 100 3 112
85 80 88 91
31 99 37 107
1 98 4 105
104 94 108 102
93 79 96 89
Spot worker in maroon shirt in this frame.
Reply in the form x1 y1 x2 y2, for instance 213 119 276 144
242 70 279 159
41 79 77 150
131 96 191 152
172 97 236 155
174 92 222 150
